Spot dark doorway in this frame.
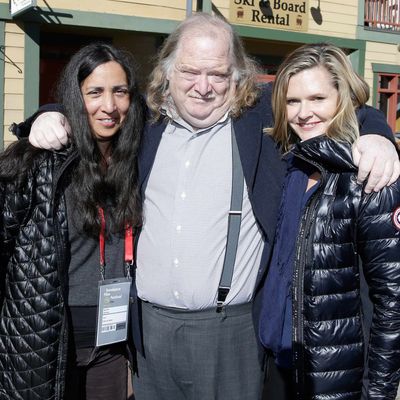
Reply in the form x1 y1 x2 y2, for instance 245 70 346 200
39 32 111 105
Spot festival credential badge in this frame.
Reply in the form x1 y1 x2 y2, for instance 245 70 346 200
96 277 132 347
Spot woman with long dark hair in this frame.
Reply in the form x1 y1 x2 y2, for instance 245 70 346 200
0 43 144 399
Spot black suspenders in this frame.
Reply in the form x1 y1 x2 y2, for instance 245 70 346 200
217 126 244 312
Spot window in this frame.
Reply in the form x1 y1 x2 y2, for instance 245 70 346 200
376 73 400 135
365 0 400 32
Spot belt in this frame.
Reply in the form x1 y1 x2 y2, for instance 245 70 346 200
142 301 252 320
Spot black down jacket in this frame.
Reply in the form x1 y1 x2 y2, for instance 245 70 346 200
0 143 77 400
290 136 400 400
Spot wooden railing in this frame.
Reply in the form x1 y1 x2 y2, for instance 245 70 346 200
364 0 400 32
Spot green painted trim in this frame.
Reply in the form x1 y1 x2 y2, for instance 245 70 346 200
359 46 366 76
359 45 366 76
234 24 366 74
0 2 370 53
233 24 365 50
371 64 400 107
356 0 400 44
201 0 212 13
372 63 400 74
357 0 364 28
0 20 4 150
357 25 400 44
0 4 11 20
349 48 366 76
1 5 180 34
24 23 40 118
0 2 396 45
372 70 379 107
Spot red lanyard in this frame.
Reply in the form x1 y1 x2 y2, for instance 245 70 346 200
98 207 134 280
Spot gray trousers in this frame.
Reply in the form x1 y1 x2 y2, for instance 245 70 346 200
133 301 263 400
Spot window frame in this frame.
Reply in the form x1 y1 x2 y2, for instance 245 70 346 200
372 63 400 135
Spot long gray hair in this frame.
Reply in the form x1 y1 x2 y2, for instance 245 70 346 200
146 12 261 121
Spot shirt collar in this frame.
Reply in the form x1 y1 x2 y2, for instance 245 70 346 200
163 104 231 135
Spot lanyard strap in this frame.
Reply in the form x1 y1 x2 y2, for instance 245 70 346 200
216 126 244 312
98 207 134 280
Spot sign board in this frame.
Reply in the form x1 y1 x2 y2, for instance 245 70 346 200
10 0 36 17
229 0 309 32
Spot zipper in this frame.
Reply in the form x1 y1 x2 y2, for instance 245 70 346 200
52 151 79 398
291 153 326 400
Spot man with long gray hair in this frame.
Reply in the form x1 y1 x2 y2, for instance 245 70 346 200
21 12 399 400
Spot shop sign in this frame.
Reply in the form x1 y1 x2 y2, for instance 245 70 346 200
10 0 36 17
229 0 309 32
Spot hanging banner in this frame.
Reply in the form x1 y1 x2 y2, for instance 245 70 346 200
229 0 309 32
10 0 36 17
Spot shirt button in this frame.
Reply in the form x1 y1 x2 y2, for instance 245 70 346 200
176 225 182 232
180 192 187 200
173 258 179 266
173 290 180 299
185 161 190 168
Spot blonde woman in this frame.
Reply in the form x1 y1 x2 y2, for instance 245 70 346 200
259 43 400 400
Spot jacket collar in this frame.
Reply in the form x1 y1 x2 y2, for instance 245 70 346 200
138 118 166 191
291 136 357 173
139 110 263 192
232 109 262 192
51 148 79 204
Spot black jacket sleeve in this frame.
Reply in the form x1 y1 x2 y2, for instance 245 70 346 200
10 104 63 139
11 94 396 145
356 105 395 143
357 181 400 399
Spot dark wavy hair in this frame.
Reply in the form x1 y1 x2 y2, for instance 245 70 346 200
57 43 144 237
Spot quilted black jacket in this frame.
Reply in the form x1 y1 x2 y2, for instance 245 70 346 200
0 143 78 400
289 136 400 400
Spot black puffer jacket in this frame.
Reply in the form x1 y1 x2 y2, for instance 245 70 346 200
290 137 400 400
0 143 77 400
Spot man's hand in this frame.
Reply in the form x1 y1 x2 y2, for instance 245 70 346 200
29 112 71 150
352 134 400 193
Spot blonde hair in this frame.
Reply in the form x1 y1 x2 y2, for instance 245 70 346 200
268 43 370 152
146 12 260 121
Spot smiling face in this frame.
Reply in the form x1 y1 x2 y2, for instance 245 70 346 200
81 61 130 152
286 66 339 141
167 32 237 129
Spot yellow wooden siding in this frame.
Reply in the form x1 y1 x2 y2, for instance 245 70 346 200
3 22 24 147
213 0 229 18
5 78 23 93
1 0 360 40
0 0 197 20
216 0 358 39
4 93 23 109
307 0 358 38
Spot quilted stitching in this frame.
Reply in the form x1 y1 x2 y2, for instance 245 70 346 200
0 154 66 400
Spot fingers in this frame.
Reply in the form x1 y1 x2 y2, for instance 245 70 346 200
351 143 361 169
359 156 382 194
368 160 394 193
353 135 399 193
28 112 69 150
353 143 374 186
55 116 70 146
387 159 400 186
61 116 72 136
352 142 371 185
28 127 43 148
